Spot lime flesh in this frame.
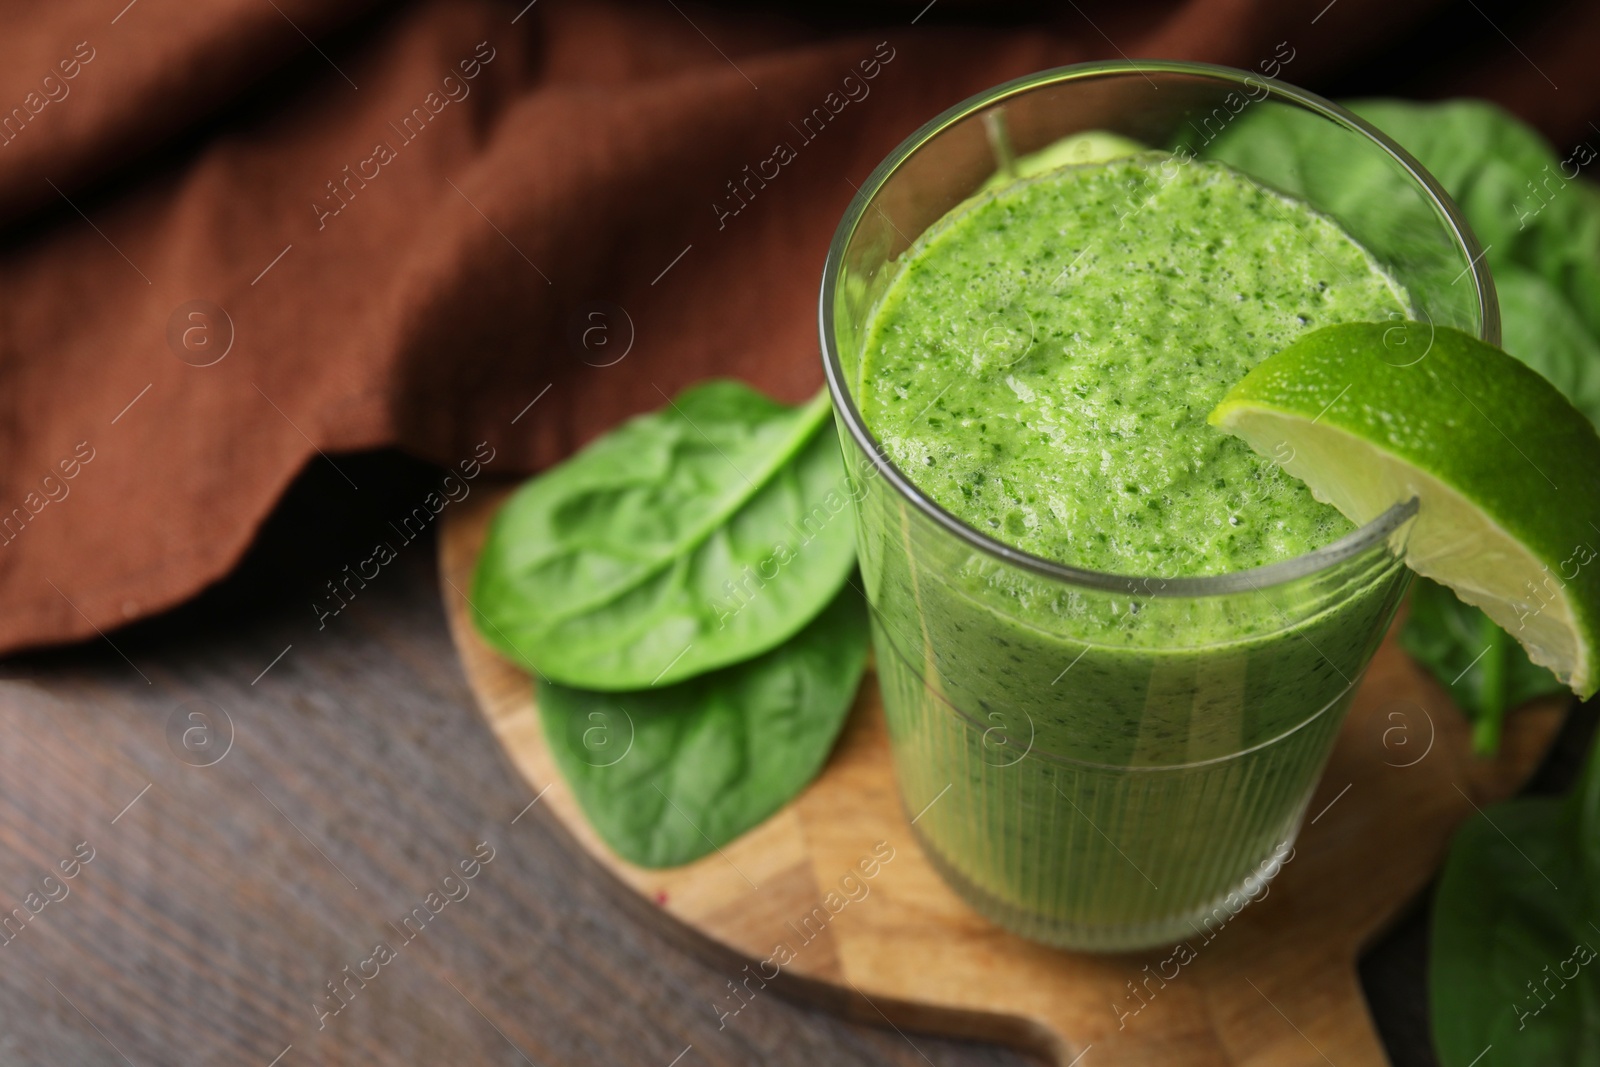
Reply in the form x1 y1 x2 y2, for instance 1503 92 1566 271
1211 321 1600 699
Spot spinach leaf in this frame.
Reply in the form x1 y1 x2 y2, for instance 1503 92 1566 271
538 586 868 868
1345 100 1600 345
1498 265 1600 428
1400 578 1567 754
471 381 859 690
1430 738 1600 1066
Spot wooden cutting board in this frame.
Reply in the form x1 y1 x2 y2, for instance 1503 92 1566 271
439 484 1565 1066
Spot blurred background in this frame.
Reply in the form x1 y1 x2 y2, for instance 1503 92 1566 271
0 1 1595 1063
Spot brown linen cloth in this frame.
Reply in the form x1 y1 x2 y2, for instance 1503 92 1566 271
0 0 1593 654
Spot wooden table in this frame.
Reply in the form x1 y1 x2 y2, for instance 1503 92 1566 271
0 452 1587 1066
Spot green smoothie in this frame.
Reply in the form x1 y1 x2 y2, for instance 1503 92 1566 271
850 154 1415 947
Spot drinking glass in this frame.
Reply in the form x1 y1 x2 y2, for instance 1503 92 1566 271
819 61 1495 949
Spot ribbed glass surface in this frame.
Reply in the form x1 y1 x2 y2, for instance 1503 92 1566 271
878 622 1350 948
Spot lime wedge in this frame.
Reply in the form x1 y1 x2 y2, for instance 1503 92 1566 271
1210 321 1600 699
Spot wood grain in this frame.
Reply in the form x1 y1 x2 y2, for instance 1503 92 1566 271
441 483 1568 1067
0 454 1030 1067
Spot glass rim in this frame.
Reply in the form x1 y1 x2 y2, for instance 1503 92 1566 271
819 59 1494 598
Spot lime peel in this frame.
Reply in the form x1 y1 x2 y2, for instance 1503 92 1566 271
1210 321 1600 699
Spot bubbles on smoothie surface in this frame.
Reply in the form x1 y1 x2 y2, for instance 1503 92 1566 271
859 155 1410 576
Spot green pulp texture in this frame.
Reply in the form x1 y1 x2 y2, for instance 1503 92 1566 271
860 155 1411 576
847 153 1415 948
